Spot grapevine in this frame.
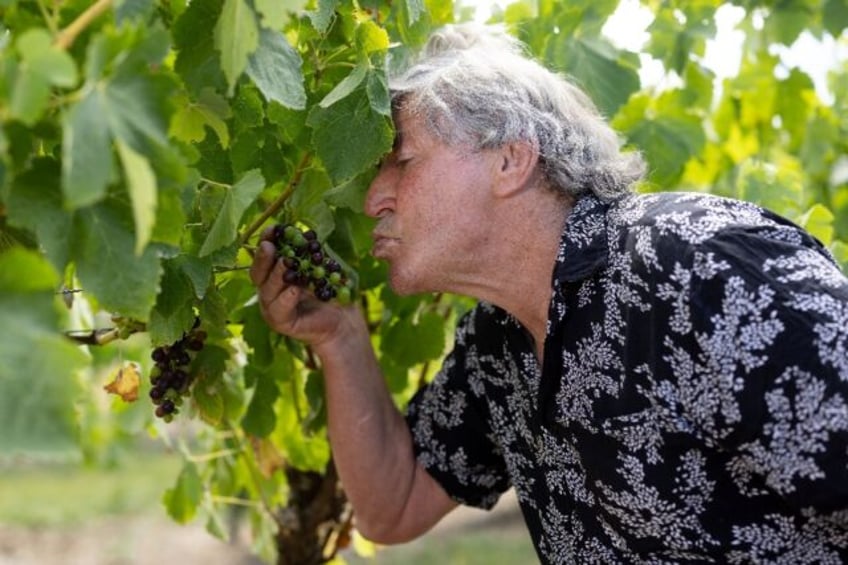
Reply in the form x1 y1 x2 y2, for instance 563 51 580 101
271 223 356 305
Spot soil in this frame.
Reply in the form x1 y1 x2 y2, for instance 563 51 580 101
0 491 525 565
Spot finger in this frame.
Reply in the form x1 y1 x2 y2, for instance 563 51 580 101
257 249 290 308
249 240 278 287
258 225 276 243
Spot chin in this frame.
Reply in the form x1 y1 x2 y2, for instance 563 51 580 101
386 264 433 296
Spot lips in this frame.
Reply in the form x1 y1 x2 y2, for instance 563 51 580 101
371 229 400 258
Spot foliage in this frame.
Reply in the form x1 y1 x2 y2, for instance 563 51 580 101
0 0 845 562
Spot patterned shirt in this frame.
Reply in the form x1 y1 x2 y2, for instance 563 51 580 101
405 191 848 564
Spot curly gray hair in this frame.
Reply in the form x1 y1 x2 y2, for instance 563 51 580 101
389 23 645 200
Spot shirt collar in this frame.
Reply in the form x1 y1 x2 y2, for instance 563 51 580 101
553 194 614 284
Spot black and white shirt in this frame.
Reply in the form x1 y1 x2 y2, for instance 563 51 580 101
405 192 848 564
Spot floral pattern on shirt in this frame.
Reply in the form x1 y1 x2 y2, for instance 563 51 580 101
405 192 848 564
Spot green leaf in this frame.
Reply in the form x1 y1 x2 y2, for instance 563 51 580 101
191 345 230 425
171 253 214 299
246 29 307 110
253 0 307 29
72 200 163 321
613 93 706 187
798 203 835 245
214 0 260 96
147 259 196 346
242 372 279 437
114 0 156 24
319 63 367 108
307 84 393 184
549 36 640 117
404 0 426 25
0 248 87 461
9 28 77 125
173 0 226 94
381 311 446 368
6 158 73 272
116 139 157 255
163 461 203 523
62 89 114 208
199 169 265 256
307 0 339 33
824 0 848 37
170 88 232 148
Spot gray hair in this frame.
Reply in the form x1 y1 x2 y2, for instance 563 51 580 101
388 23 646 201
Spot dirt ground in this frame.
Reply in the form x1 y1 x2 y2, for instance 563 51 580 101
0 491 525 565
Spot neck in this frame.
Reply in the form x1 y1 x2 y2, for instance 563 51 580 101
447 191 572 356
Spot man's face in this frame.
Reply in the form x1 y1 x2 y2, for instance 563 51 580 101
364 109 498 295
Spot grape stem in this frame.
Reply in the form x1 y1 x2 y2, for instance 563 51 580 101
239 152 312 248
54 0 113 50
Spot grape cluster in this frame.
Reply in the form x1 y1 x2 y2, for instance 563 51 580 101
149 324 207 422
272 223 355 305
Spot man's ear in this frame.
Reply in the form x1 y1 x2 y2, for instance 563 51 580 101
492 141 540 198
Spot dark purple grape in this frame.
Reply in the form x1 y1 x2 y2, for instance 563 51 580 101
307 240 321 253
325 259 341 273
175 350 191 366
311 251 324 265
283 256 299 270
151 348 168 363
186 337 204 351
284 269 299 284
303 229 317 241
150 386 166 400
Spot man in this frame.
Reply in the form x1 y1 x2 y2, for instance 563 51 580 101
251 23 848 563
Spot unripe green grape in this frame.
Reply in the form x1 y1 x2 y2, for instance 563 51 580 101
272 222 357 305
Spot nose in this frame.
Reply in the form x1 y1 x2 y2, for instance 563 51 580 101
364 162 396 219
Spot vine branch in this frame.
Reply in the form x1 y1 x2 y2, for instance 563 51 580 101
239 152 312 247
54 0 113 50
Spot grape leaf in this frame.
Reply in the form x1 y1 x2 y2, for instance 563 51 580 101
405 0 426 25
547 35 640 117
148 259 196 346
307 83 393 184
72 200 163 321
6 158 73 272
824 0 848 37
163 461 203 523
798 203 835 246
381 310 446 368
246 29 306 110
116 139 157 255
253 0 307 29
319 63 367 108
199 168 265 256
173 0 226 94
214 0 260 96
274 382 330 472
170 88 232 148
62 89 114 208
9 28 77 125
307 0 339 33
242 371 280 437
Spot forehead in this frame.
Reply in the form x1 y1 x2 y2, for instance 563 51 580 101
392 107 434 151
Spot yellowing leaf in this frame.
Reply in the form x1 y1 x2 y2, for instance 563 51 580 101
103 362 141 402
251 436 286 478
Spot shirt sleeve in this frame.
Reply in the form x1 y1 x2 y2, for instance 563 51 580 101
404 309 511 510
686 224 848 512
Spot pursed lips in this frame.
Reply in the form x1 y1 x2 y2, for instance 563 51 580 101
371 230 400 258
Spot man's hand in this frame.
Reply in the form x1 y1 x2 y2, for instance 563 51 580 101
249 227 356 352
